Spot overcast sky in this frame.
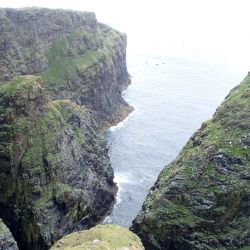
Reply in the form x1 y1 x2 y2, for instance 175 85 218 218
0 0 250 72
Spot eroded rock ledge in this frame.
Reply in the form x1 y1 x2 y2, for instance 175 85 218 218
0 8 132 250
131 74 250 249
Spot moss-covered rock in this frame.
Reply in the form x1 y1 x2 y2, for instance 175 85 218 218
131 74 250 249
0 76 116 249
0 218 18 250
50 224 144 250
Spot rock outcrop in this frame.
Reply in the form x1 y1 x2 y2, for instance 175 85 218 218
50 224 144 250
0 219 18 250
0 8 132 250
131 74 250 249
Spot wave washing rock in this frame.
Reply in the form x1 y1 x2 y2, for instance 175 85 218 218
0 8 132 250
131 74 250 249
50 224 144 250
0 219 18 250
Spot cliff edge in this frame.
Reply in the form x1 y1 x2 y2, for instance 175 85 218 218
131 74 250 249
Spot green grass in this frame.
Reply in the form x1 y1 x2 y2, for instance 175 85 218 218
50 224 144 250
41 25 122 90
0 75 42 97
41 49 105 88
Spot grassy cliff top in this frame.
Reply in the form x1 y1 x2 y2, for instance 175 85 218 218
50 224 144 250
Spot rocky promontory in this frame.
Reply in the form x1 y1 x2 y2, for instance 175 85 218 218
0 8 132 250
131 74 250 249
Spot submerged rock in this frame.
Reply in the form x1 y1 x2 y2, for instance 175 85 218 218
50 224 144 250
131 75 250 249
0 219 18 250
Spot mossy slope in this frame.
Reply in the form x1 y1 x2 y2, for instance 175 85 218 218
50 224 144 250
131 74 250 249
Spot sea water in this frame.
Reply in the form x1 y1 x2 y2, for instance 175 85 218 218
104 53 243 227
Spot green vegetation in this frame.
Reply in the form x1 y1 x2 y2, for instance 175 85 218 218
41 25 122 90
41 50 105 88
50 224 144 250
0 75 43 97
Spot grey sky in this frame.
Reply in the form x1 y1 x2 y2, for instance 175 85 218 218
0 0 250 72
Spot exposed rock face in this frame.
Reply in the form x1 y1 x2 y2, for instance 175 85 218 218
0 219 18 250
50 224 144 250
0 7 132 126
131 75 250 249
0 76 116 249
0 8 132 250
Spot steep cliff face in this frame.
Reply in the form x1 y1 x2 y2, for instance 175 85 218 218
0 8 131 250
0 76 116 249
0 219 18 250
131 74 250 249
0 8 132 126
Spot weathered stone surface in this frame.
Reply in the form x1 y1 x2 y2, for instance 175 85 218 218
50 224 144 250
0 219 18 250
131 75 250 249
0 76 116 249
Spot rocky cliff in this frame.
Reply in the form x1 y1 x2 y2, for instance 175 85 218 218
131 74 250 249
0 7 132 127
0 219 18 250
0 8 132 250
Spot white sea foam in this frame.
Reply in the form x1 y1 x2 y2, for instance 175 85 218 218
113 172 132 205
109 115 130 132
